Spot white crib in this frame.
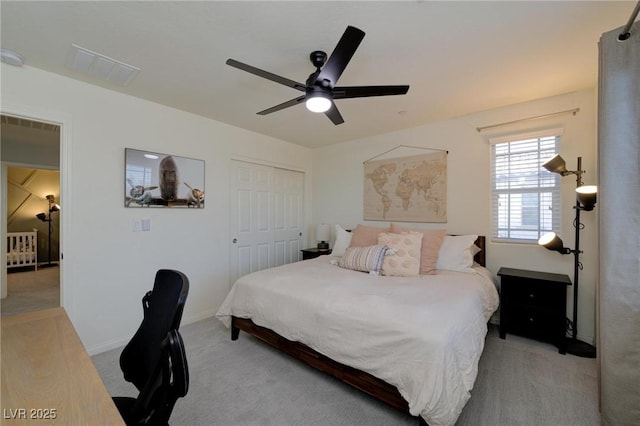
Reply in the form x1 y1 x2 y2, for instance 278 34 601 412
6 231 38 270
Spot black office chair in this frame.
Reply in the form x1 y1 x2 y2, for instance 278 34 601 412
113 269 189 425
114 329 189 426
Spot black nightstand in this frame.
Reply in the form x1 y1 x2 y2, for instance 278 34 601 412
498 267 571 354
301 248 332 260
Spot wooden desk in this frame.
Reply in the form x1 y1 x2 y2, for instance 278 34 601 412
1 307 124 425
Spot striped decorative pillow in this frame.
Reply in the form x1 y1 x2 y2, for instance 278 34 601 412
338 244 388 273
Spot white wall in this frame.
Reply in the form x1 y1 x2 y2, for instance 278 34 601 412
1 62 599 348
1 64 313 354
312 89 598 344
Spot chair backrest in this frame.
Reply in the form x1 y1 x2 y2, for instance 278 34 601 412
120 269 189 391
128 329 189 425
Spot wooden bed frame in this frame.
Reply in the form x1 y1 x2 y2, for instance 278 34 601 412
230 236 486 423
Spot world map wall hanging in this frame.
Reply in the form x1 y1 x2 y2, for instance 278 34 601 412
363 150 447 222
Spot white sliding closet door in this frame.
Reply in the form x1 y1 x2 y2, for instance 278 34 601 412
230 160 304 287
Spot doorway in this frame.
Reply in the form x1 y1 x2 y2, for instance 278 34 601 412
1 115 61 316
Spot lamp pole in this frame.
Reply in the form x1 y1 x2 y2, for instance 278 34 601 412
572 197 581 342
572 157 583 342
566 157 596 358
47 207 53 266
39 195 59 268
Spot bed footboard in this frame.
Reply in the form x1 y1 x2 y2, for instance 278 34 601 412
231 317 415 417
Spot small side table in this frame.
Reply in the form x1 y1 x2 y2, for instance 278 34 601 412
498 267 571 354
301 248 332 260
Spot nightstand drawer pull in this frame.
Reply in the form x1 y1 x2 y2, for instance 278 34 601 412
528 317 535 323
528 293 535 299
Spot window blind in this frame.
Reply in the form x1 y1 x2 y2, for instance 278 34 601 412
491 130 561 243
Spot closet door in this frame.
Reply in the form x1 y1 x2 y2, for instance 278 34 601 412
273 167 304 267
230 160 303 287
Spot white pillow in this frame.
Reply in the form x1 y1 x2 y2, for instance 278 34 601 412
436 235 479 272
331 224 352 256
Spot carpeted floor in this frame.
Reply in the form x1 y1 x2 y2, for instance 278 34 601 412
93 317 600 426
1 266 60 316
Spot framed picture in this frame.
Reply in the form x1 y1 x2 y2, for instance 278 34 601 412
124 148 205 208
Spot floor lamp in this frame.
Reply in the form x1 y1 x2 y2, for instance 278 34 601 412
36 194 60 268
538 155 597 358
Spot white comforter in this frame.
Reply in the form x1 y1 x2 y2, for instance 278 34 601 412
216 256 499 426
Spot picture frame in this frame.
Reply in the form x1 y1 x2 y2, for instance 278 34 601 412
124 148 205 208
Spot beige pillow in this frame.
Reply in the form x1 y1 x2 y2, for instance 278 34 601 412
390 223 446 275
348 224 390 248
378 232 423 277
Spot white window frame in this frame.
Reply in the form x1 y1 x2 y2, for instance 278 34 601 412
490 128 562 244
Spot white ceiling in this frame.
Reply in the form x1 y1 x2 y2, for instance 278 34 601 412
0 1 635 148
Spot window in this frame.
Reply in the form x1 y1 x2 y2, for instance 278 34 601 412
491 129 561 243
126 164 154 189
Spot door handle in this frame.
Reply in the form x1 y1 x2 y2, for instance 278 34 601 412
232 238 237 244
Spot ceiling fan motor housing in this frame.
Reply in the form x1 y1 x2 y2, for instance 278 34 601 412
310 51 327 69
306 85 331 97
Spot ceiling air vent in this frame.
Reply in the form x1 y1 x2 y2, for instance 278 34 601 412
65 44 140 86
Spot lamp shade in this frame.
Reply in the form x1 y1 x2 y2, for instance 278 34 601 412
542 154 569 175
538 232 570 254
316 223 331 250
316 223 331 242
576 185 597 211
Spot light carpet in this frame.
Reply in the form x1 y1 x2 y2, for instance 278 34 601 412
1 266 60 316
93 317 600 426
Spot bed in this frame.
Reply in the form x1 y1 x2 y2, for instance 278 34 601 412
6 231 38 270
216 232 498 426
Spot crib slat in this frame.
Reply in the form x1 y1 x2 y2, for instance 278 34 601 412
7 231 38 271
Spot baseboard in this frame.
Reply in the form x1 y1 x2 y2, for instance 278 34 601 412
87 336 130 357
86 309 217 356
181 309 216 327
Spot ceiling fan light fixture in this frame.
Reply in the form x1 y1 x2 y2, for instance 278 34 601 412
305 92 331 113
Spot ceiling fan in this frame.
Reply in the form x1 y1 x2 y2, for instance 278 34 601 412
226 26 409 125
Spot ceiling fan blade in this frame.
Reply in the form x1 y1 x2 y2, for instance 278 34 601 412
333 85 410 99
315 26 365 88
324 102 345 125
226 59 306 91
257 95 306 115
